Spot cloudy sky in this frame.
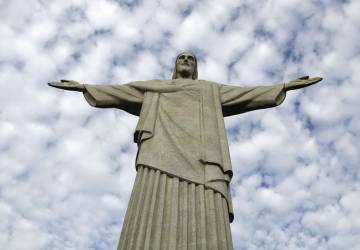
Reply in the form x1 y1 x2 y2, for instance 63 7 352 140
1 0 360 249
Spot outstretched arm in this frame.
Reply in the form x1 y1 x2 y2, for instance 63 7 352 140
220 76 322 117
284 76 322 91
48 79 144 116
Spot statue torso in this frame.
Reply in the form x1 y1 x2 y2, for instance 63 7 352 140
136 79 205 183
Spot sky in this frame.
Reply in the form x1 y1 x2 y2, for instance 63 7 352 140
0 0 360 249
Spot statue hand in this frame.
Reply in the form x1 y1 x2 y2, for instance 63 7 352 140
284 76 323 91
48 80 85 92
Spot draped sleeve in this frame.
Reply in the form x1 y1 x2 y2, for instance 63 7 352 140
220 83 286 117
83 84 144 116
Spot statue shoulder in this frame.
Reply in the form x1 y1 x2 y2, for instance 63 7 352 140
127 79 166 87
129 79 164 84
198 79 221 86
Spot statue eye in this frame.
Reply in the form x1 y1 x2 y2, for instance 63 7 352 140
179 55 185 60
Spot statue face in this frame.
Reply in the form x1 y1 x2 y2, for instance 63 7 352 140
176 52 196 78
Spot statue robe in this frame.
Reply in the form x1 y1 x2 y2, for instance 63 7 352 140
83 79 286 250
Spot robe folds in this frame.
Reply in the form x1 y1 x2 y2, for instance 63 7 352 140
82 79 286 249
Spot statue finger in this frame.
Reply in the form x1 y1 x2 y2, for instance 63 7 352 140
298 75 309 80
308 77 323 84
48 81 64 87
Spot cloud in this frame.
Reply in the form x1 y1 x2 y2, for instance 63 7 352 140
0 0 359 249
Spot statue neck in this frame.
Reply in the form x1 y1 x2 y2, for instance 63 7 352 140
175 71 193 79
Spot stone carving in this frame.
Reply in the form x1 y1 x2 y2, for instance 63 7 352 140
49 52 322 250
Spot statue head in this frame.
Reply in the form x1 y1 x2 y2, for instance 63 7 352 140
172 52 198 80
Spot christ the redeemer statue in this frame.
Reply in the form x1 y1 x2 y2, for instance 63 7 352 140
49 52 322 250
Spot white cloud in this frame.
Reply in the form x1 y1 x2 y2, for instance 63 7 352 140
0 0 359 249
